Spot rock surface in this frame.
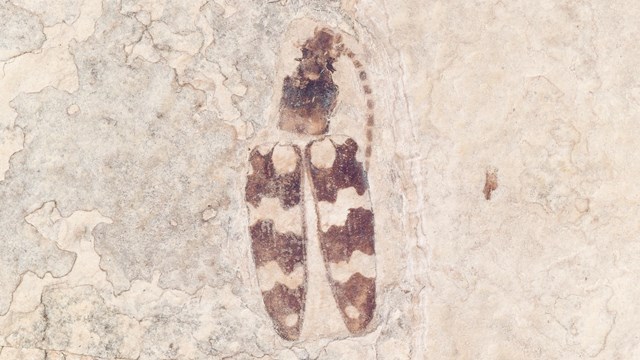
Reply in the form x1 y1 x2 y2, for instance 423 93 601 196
0 0 638 359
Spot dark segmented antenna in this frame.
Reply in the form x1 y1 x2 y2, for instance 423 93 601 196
335 36 375 171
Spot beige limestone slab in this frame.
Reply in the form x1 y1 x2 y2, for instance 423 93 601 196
1 0 639 359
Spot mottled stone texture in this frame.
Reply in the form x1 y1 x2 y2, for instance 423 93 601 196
1 0 640 359
0 1 46 61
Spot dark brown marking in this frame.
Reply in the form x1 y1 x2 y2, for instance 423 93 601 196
346 50 355 58
279 28 342 135
306 136 376 334
365 146 372 157
359 71 367 80
366 129 373 142
367 114 374 126
306 138 368 203
367 99 374 109
262 283 305 340
246 144 307 341
332 273 375 333
319 207 374 263
363 85 372 94
483 169 498 200
245 146 302 209
250 220 305 273
354 60 362 68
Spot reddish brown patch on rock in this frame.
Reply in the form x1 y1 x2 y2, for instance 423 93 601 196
366 99 374 109
319 208 374 263
306 138 368 203
332 273 376 333
366 114 374 126
245 146 302 209
250 220 305 273
262 283 305 340
483 169 498 200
